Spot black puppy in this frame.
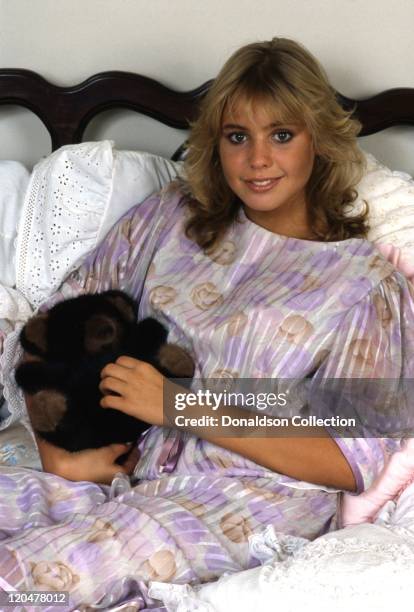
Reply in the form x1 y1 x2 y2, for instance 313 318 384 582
15 290 194 452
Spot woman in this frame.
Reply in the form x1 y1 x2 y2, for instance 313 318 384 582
0 38 412 609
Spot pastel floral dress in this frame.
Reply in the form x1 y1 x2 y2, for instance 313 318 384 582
0 187 413 611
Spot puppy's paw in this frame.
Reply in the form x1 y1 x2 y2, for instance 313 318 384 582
29 390 67 433
20 313 48 356
157 344 195 378
15 361 44 393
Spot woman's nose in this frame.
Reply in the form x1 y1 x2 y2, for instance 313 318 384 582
249 140 272 168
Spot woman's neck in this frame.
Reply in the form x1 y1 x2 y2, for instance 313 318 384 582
243 206 315 240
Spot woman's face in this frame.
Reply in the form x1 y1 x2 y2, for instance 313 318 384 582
218 98 315 238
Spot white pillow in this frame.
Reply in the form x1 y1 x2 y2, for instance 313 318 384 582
15 141 114 307
0 161 30 287
101 148 181 243
356 151 414 267
14 141 181 308
149 523 414 611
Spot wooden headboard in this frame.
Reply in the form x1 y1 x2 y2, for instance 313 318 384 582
0 69 414 160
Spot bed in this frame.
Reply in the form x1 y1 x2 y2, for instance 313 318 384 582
1 69 414 611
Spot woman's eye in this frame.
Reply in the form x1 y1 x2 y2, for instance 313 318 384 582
227 133 247 144
273 130 293 143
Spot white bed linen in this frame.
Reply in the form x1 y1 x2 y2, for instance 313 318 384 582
0 160 30 287
150 505 414 611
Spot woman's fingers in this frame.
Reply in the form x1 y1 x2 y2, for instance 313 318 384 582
104 443 140 477
100 393 124 410
36 437 140 484
91 443 140 483
115 355 141 368
120 445 141 474
100 362 131 381
100 357 164 424
94 444 133 482
100 357 155 380
109 442 132 458
99 376 127 396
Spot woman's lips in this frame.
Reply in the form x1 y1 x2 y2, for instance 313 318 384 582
243 177 283 192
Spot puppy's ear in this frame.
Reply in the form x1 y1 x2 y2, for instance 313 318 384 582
20 313 48 355
28 390 67 432
104 291 136 323
84 314 121 353
157 344 195 378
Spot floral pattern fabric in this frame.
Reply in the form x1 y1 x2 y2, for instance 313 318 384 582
0 188 413 610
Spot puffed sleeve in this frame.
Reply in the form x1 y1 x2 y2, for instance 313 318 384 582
313 273 414 493
40 190 171 308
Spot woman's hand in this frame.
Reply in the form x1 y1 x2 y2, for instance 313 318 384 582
99 356 165 426
36 436 140 484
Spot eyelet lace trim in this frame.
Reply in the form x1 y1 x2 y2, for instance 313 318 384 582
15 141 113 308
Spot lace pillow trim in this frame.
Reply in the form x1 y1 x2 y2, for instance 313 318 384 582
15 141 114 307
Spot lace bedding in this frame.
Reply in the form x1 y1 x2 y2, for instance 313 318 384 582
159 483 414 610
151 515 414 611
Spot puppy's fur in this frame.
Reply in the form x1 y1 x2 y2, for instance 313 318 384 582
15 290 194 452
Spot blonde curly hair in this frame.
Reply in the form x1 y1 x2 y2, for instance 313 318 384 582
178 37 367 251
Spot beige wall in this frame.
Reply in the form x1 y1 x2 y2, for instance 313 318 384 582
0 0 413 172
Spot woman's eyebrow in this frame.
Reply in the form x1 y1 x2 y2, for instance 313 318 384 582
221 123 247 130
221 122 297 130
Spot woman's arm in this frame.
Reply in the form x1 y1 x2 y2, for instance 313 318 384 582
100 357 356 491
201 414 356 491
186 409 356 490
25 392 139 484
35 435 139 484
